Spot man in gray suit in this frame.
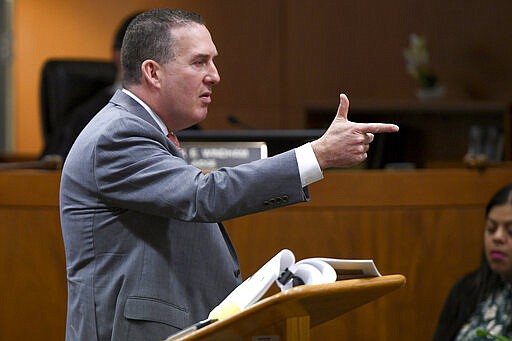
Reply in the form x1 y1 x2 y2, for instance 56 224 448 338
60 9 398 341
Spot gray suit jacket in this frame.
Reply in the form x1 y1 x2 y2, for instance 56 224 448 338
60 90 309 341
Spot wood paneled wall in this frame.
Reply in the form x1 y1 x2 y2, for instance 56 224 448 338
11 1 512 154
0 170 64 340
224 168 512 340
1 168 511 340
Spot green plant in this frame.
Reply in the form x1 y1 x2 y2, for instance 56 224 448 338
402 33 438 88
476 329 512 341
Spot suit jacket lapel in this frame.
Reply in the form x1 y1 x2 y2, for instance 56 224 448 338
109 90 163 133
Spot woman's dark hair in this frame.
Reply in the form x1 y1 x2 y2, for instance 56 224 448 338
485 184 512 216
121 9 204 86
446 184 512 339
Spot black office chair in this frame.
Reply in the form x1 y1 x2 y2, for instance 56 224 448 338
1 59 116 170
40 59 116 156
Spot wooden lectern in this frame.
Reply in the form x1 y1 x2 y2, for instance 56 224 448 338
172 274 405 341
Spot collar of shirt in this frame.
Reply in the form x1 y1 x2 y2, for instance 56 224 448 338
121 88 169 136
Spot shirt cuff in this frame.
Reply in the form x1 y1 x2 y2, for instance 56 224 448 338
295 142 323 187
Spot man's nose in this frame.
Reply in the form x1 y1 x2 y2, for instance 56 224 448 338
205 62 220 84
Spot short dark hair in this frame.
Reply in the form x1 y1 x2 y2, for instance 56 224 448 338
113 12 141 50
121 9 204 86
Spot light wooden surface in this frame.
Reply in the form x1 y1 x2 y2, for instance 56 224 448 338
179 275 406 341
0 170 64 340
0 168 511 340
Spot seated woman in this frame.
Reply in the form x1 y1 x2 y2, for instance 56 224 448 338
434 184 512 340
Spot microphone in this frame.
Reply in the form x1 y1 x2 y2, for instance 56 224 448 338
227 115 254 130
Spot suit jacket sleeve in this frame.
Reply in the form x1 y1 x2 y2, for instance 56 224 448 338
93 114 309 222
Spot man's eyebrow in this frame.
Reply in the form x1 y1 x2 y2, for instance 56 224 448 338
193 52 217 59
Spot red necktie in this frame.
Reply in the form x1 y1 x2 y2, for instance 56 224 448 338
166 132 182 152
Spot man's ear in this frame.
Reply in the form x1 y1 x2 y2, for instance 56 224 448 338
141 60 162 88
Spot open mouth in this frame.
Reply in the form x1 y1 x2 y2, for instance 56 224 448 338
200 92 212 103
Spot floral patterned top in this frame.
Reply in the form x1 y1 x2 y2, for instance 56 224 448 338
456 283 512 340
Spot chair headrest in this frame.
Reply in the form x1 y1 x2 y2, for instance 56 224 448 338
40 59 116 145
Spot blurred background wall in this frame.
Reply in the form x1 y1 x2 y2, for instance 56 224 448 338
8 0 512 155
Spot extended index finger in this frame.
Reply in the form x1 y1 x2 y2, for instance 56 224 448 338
355 122 400 134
